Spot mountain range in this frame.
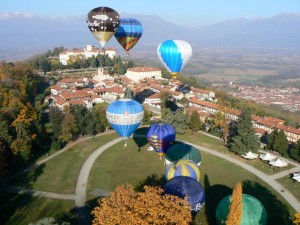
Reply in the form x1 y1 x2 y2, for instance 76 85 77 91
1 12 300 61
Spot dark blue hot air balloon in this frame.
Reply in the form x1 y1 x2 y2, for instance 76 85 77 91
164 176 205 212
106 99 144 146
114 18 143 54
146 123 176 158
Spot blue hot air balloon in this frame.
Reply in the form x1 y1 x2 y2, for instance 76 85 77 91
114 18 143 55
157 40 192 79
164 176 205 212
106 99 144 146
146 123 176 158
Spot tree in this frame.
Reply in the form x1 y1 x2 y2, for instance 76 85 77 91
117 56 126 75
124 87 133 99
28 217 70 225
228 109 260 155
294 212 300 225
49 107 64 139
92 184 192 225
165 108 189 134
212 111 229 144
142 106 152 125
290 140 300 162
189 110 201 133
272 129 289 157
226 182 242 225
59 106 78 143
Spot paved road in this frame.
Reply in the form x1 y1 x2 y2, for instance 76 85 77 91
1 131 300 225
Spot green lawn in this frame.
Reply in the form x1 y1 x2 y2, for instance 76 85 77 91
8 133 118 194
0 193 75 225
277 176 300 200
88 134 295 225
2 129 297 225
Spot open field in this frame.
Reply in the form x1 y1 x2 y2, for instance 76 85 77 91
1 129 298 225
9 133 119 194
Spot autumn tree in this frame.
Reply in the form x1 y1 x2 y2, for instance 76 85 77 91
226 182 242 225
294 212 300 225
212 111 229 144
59 106 78 143
92 184 192 225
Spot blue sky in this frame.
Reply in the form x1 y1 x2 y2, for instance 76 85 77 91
1 0 300 26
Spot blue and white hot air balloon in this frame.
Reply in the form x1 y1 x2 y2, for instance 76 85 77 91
157 40 192 79
106 99 144 146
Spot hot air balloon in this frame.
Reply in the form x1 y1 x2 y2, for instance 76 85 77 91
216 194 267 225
146 123 176 158
165 143 201 166
157 40 192 79
114 18 143 55
106 99 144 146
164 176 205 212
165 160 201 181
86 6 120 49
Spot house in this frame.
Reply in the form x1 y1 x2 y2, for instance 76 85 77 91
59 45 116 65
125 67 162 82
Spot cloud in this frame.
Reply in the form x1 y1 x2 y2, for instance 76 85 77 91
0 12 34 19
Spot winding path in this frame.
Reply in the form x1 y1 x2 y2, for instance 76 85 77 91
1 131 300 225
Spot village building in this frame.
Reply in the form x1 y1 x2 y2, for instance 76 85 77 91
125 67 162 82
59 45 116 65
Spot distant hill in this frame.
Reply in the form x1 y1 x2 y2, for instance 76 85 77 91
1 12 300 61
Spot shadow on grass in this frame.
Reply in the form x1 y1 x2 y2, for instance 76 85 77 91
133 127 149 151
243 180 293 225
135 174 166 192
7 163 45 189
203 174 232 225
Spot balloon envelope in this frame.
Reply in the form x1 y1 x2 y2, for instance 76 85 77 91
86 6 120 49
165 143 201 166
157 40 192 79
114 18 143 54
165 160 200 181
146 123 176 157
164 176 205 212
216 194 267 225
106 99 144 138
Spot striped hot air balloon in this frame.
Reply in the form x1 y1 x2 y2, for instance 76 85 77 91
165 160 200 181
146 123 176 158
114 18 143 54
157 40 192 79
106 99 144 146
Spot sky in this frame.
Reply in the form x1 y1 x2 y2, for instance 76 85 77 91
1 0 300 26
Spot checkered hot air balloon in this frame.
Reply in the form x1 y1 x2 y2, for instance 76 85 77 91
106 99 144 146
165 160 200 182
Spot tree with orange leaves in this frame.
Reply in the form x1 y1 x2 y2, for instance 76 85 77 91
294 212 300 225
92 184 192 225
226 182 242 225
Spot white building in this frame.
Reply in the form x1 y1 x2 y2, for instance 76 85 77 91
125 67 162 82
93 68 114 82
59 45 116 65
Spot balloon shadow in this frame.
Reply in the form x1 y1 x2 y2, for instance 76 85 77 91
132 127 149 151
203 174 232 225
242 180 293 225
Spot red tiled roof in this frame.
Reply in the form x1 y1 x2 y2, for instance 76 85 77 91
191 88 211 94
127 67 161 72
189 98 219 110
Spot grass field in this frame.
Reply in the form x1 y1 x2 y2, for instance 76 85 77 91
8 133 119 194
0 193 75 225
2 129 298 225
